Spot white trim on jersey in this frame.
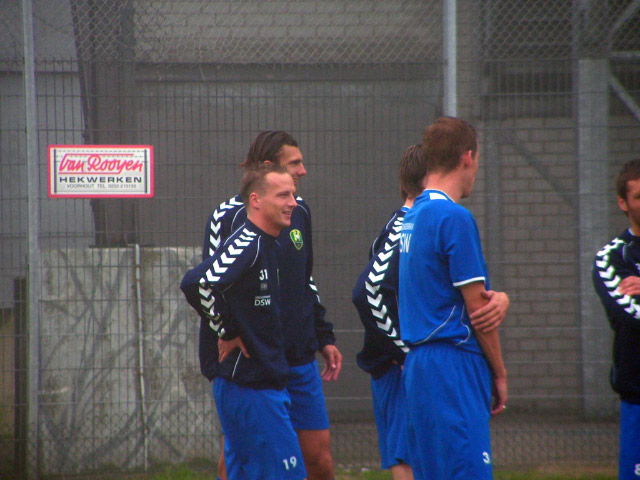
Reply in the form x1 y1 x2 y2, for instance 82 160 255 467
452 276 486 288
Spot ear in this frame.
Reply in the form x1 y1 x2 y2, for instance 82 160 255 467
618 195 629 214
461 150 473 168
249 191 261 210
263 160 273 167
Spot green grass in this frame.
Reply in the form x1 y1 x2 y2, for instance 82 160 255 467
43 464 617 480
336 469 618 480
338 469 617 480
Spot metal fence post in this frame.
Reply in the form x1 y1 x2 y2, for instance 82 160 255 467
21 0 41 476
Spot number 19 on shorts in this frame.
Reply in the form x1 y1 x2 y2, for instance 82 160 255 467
283 456 299 471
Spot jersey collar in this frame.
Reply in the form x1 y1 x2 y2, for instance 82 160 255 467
423 189 454 202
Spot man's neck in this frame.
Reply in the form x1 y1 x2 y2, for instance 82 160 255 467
425 172 463 203
247 214 280 237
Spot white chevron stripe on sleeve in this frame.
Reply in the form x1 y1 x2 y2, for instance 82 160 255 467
367 293 383 308
598 265 615 280
604 277 620 289
376 317 392 331
205 270 220 282
210 221 221 234
365 282 379 295
368 271 384 283
378 250 393 262
372 260 389 274
596 239 640 320
372 304 388 320
211 260 228 274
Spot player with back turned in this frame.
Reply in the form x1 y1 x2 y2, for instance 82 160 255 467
353 143 509 480
398 117 508 479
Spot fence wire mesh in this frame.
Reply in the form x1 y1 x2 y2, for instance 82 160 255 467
1 0 639 478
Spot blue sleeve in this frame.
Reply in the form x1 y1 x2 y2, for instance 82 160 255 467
440 207 487 288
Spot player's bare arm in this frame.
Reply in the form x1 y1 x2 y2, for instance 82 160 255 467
218 336 250 363
469 290 510 333
319 344 342 381
460 281 508 416
617 275 640 296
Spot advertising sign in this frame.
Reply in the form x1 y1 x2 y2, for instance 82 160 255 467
48 145 154 198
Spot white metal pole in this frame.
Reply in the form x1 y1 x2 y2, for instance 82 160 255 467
443 0 457 117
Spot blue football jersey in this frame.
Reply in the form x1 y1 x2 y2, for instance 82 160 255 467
398 190 489 353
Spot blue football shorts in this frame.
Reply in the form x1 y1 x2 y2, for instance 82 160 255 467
213 378 306 480
403 342 493 480
287 360 330 431
371 363 414 469
619 400 640 480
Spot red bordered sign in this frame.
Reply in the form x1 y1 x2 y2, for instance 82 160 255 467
48 145 154 198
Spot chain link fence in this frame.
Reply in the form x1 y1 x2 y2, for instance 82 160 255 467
1 0 639 477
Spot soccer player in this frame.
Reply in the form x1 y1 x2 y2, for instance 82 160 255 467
353 143 509 480
181 164 306 479
398 117 508 480
203 131 341 480
592 158 640 480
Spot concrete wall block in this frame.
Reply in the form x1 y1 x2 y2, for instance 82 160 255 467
521 361 550 375
164 13 189 27
611 140 636 154
533 350 569 363
302 13 334 26
611 123 640 140
531 300 568 314
544 239 577 252
518 338 548 351
38 247 216 472
543 117 573 129
316 25 346 37
513 117 546 129
544 140 574 154
285 1 319 14
515 239 545 252
272 13 305 27
503 227 531 241
536 376 566 388
344 1 374 13
529 127 563 142
508 376 537 390
545 264 574 277
312 1 346 14
217 13 247 27
549 337 579 352
550 363 580 377
245 13 273 26
503 178 532 192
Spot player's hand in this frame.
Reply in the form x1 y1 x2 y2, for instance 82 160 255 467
320 344 342 382
470 290 509 333
618 276 640 296
490 374 508 416
218 337 249 363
